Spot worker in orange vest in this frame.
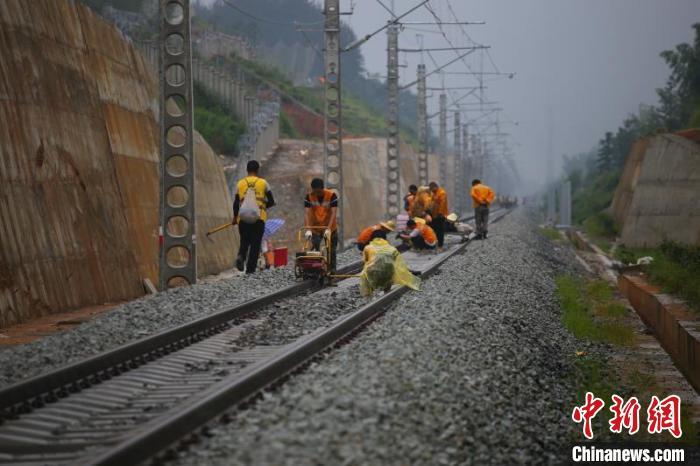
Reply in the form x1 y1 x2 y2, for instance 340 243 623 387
304 178 339 272
411 186 433 221
401 219 438 251
403 185 418 214
470 179 496 239
356 220 396 251
428 181 449 248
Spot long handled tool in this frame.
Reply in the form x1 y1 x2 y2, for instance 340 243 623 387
206 222 233 238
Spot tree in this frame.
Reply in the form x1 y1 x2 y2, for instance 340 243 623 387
597 132 615 171
657 23 700 130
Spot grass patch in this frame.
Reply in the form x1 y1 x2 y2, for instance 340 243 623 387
540 227 562 241
557 276 636 346
583 212 616 252
616 242 700 313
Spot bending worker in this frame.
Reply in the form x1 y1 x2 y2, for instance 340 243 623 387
470 178 495 239
233 160 275 274
304 178 339 273
401 218 438 251
356 220 396 251
428 181 448 249
360 229 420 297
410 185 433 221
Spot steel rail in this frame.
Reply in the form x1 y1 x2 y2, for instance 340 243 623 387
0 260 364 417
87 209 513 466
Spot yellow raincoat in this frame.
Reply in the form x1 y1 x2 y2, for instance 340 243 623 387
360 238 420 297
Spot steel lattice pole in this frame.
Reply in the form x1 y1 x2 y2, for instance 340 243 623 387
417 64 428 185
159 0 196 289
386 24 400 218
323 0 343 244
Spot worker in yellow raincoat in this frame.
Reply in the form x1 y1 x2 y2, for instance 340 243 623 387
359 230 420 297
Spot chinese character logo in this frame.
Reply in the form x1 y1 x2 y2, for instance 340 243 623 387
572 392 605 439
647 395 682 438
609 395 641 435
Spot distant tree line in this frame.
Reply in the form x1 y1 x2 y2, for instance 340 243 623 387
563 23 700 227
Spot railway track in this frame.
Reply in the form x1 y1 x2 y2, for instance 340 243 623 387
0 209 511 466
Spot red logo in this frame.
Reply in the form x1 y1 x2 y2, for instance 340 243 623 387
572 393 683 439
609 395 641 435
647 395 682 438
572 392 605 439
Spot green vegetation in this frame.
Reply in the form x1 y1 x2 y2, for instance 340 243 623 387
230 55 419 144
540 227 562 241
557 276 636 346
195 0 421 139
279 112 301 139
617 242 700 312
560 275 699 443
563 24 700 233
193 83 246 155
582 212 617 252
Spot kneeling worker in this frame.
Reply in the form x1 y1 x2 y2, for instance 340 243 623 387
401 219 437 251
356 220 396 251
360 230 420 296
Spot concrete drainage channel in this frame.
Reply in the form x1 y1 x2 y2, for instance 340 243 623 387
0 210 510 466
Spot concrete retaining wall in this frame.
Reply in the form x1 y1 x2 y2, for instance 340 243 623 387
612 133 700 247
0 0 236 328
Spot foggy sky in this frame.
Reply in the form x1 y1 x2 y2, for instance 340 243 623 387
199 0 700 191
346 0 700 191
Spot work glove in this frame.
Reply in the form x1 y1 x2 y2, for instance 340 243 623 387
304 230 313 240
324 228 331 238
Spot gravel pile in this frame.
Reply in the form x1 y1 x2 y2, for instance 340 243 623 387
174 210 584 466
0 250 362 388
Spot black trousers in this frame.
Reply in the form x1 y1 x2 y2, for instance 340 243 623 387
429 215 446 247
238 220 265 273
411 235 436 250
311 230 338 272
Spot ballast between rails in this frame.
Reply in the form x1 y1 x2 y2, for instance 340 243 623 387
87 208 513 466
0 260 364 418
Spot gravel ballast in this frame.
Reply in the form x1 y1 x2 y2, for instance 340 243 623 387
173 210 584 466
0 250 360 388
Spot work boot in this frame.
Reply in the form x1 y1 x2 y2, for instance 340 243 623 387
235 256 245 272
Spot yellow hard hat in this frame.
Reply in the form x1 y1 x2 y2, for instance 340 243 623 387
446 213 458 223
380 220 396 231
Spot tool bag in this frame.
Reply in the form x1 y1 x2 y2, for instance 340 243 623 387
239 179 261 224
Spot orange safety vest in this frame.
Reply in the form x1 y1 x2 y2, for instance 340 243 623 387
471 183 495 208
417 224 437 245
412 190 432 217
431 187 449 217
307 189 338 231
357 224 381 244
404 193 416 213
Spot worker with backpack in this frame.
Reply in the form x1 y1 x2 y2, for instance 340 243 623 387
233 160 275 273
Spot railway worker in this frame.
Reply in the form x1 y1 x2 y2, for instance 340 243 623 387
403 185 418 214
356 220 396 251
428 181 449 249
401 218 438 251
445 212 473 241
304 178 339 273
359 229 420 296
470 178 496 240
410 185 433 221
233 160 276 274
